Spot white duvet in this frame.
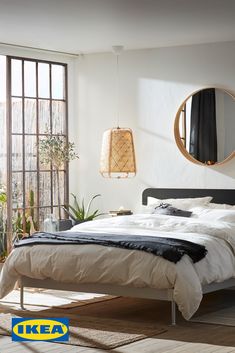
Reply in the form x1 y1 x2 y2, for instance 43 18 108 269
1 213 235 319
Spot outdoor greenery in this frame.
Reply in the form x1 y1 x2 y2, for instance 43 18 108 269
0 187 41 261
64 193 104 222
0 184 7 261
13 189 38 237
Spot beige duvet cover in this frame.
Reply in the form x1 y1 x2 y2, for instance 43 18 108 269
0 213 235 319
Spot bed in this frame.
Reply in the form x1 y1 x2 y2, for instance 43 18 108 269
1 188 235 325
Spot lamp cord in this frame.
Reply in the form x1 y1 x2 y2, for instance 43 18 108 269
116 54 120 128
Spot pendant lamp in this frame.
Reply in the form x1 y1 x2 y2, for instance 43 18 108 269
100 46 136 178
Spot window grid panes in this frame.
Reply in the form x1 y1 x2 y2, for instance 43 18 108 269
8 57 68 232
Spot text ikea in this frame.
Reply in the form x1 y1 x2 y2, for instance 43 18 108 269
12 318 69 341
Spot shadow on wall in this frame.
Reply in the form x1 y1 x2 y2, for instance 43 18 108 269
127 42 235 89
203 161 235 181
130 45 235 184
135 127 176 188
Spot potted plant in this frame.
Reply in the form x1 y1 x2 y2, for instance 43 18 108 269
38 132 79 230
63 193 104 224
13 189 38 237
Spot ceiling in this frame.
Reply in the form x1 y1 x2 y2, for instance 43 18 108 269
0 0 235 55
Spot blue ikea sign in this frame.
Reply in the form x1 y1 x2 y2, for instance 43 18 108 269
12 318 69 342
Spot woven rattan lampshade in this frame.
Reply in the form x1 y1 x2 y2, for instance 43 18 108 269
100 127 136 178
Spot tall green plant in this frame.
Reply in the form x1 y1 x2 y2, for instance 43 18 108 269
0 184 7 261
64 194 104 222
12 189 38 238
38 133 79 219
29 189 35 222
25 190 37 234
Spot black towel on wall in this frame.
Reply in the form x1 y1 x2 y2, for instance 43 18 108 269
189 88 217 163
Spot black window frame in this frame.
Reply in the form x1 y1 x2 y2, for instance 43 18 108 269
6 55 69 242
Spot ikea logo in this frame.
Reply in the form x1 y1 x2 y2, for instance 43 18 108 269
12 318 69 341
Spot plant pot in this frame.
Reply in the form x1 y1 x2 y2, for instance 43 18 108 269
58 219 73 231
72 219 88 226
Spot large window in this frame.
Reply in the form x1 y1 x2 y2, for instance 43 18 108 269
0 56 68 237
0 56 6 187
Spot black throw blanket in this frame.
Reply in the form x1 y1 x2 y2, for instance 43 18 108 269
14 231 207 264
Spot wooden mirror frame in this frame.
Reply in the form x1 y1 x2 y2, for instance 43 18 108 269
174 87 235 166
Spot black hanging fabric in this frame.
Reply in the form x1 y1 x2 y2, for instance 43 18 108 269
189 88 217 164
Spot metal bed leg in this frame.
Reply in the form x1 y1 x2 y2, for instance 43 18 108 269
20 284 25 310
171 300 176 325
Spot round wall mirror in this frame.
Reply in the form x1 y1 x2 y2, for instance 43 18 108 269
174 88 235 166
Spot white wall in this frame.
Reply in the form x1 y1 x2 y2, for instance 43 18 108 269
77 41 235 213
1 42 234 215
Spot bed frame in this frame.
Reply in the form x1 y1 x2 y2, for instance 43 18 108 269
19 188 235 325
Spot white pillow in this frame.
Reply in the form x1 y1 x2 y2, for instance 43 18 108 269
191 207 235 223
147 196 212 211
207 203 235 210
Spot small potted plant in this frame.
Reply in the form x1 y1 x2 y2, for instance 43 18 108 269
63 193 104 224
0 184 7 267
12 189 38 237
38 132 79 230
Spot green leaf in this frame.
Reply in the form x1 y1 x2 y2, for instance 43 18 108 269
68 205 80 219
80 198 85 219
62 206 77 221
71 193 80 212
85 194 101 217
0 193 7 203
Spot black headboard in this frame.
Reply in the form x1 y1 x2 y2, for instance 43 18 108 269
142 188 235 205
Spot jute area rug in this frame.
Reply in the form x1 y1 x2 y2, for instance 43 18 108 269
192 306 235 327
0 295 166 349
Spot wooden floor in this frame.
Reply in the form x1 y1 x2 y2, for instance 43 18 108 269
1 290 235 352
